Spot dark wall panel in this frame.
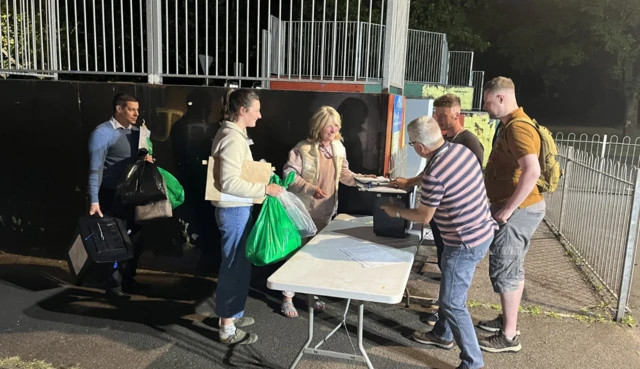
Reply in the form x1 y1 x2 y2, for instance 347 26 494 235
0 80 390 270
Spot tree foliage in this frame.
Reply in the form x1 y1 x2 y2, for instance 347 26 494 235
484 0 640 132
408 0 489 52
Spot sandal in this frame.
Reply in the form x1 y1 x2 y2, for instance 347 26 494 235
313 297 326 313
281 301 298 318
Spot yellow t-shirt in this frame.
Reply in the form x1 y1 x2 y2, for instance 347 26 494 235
484 108 544 208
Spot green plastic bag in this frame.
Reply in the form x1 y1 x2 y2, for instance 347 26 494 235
246 172 302 266
157 167 185 209
144 136 185 209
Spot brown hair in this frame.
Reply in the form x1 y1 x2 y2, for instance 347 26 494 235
112 93 138 112
221 88 259 122
483 76 515 94
433 94 461 108
307 106 343 142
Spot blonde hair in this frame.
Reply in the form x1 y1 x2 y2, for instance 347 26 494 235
307 106 343 142
484 76 515 94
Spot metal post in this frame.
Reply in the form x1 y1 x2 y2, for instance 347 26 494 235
597 134 608 192
558 147 574 233
357 304 374 369
261 30 269 88
290 294 315 369
468 52 474 86
146 0 162 84
616 168 640 321
47 0 59 79
381 0 395 92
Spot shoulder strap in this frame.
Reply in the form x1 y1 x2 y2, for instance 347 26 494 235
503 117 537 132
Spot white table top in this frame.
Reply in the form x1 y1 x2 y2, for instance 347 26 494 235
266 214 421 304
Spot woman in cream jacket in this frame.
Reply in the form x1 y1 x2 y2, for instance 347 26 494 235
280 106 375 318
211 89 283 344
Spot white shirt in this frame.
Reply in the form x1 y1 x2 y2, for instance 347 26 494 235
110 116 131 130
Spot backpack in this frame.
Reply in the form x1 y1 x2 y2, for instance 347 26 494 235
503 118 562 193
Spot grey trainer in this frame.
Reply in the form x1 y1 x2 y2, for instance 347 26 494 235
477 314 521 335
219 328 258 345
412 331 454 349
478 330 521 353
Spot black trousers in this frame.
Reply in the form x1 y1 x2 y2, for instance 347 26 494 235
98 188 143 293
429 219 445 272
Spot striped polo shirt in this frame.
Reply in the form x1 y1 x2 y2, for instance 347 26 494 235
421 142 498 248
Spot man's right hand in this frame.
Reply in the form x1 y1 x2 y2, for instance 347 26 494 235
266 184 284 197
89 203 103 217
390 177 409 189
313 187 329 199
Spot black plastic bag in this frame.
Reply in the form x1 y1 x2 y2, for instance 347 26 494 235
117 149 167 206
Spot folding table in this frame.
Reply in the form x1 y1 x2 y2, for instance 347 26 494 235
267 214 422 369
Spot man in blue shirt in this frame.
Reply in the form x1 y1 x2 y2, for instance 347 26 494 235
88 93 152 300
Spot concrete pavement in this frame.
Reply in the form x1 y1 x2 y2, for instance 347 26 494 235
1 222 640 369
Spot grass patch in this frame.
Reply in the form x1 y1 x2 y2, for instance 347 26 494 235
0 357 78 369
466 301 615 324
622 314 636 327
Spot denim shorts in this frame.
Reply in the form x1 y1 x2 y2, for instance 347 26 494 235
489 200 546 293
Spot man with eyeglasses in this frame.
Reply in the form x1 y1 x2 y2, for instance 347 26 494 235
391 94 484 326
382 115 496 369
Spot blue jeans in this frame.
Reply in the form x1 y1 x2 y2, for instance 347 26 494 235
214 206 253 319
432 237 492 369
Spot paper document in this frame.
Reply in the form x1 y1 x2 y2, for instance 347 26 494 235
355 176 390 184
220 193 254 204
338 245 404 268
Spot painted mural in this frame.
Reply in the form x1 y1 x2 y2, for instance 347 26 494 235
462 111 498 167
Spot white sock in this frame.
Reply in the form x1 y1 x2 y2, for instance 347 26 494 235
220 322 236 338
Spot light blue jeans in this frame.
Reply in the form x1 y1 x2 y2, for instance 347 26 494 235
214 206 253 319
431 237 492 369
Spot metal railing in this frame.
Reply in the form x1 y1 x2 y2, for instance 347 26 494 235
1 0 410 87
1 1 486 90
555 133 640 169
0 0 148 77
276 20 385 80
447 50 473 86
471 70 484 110
404 29 447 84
545 144 640 320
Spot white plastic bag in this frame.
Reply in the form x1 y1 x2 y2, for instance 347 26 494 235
277 191 317 238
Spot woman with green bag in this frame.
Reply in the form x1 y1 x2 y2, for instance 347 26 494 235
210 89 283 345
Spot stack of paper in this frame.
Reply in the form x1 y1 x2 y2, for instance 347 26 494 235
338 245 404 268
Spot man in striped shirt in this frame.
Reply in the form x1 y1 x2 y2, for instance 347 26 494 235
381 116 497 369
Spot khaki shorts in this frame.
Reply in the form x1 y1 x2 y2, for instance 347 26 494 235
489 201 546 293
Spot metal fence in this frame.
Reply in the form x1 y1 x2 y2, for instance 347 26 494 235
275 20 385 80
0 0 411 87
446 50 473 86
555 133 640 168
0 0 149 78
471 70 484 110
545 144 640 320
404 29 447 84
1 0 487 91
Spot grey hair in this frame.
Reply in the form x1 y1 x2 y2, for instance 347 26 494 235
407 116 444 150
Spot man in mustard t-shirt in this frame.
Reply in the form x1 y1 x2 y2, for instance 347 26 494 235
477 77 546 353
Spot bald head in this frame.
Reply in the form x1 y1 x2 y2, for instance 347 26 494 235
483 77 519 121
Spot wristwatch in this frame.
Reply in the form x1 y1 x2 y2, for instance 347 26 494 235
395 211 401 219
